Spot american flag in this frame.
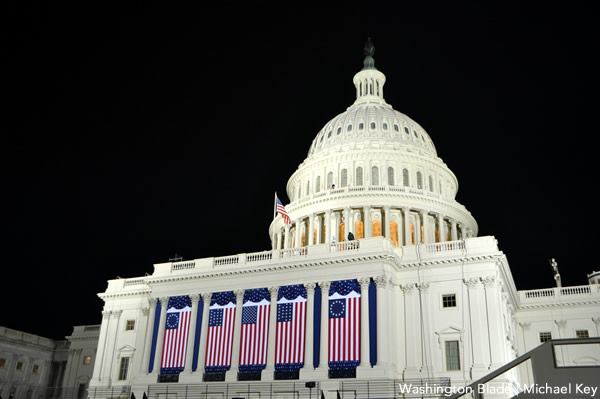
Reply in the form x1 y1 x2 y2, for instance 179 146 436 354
160 296 192 372
239 288 270 370
328 280 360 368
205 291 236 371
275 285 307 370
275 194 291 224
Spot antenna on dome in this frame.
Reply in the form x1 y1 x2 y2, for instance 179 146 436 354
169 253 183 262
363 37 376 70
549 258 562 288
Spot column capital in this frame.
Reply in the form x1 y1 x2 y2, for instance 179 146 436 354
319 281 331 290
268 286 279 296
416 282 429 291
481 276 496 287
463 278 480 288
159 296 169 304
554 319 567 327
201 293 212 304
234 289 245 299
304 282 316 292
142 307 150 317
374 275 388 287
190 294 200 302
592 317 600 326
112 309 123 317
358 277 371 287
518 321 531 329
101 310 111 318
148 297 158 305
400 283 416 293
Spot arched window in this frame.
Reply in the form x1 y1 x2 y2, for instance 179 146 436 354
347 124 352 132
315 176 321 193
341 169 348 187
327 171 333 189
359 122 364 130
382 122 388 130
404 127 410 135
297 184 301 199
403 168 409 186
306 180 310 195
371 166 379 186
439 180 442 194
388 167 395 186
429 176 434 192
417 171 423 189
327 130 332 138
394 124 399 132
356 167 363 186
370 122 376 130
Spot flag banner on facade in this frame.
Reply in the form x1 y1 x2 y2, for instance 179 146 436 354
275 193 291 224
239 288 270 372
275 284 307 371
205 291 236 372
328 280 360 369
160 296 192 374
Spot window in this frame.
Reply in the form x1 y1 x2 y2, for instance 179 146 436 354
404 127 410 135
439 181 442 194
417 171 423 189
125 320 135 331
118 357 130 381
387 167 394 186
16 361 23 371
394 124 399 132
442 294 457 308
356 167 363 186
337 127 341 135
359 122 364 130
539 331 552 343
370 122 376 130
0 358 5 368
315 176 321 193
340 169 348 187
429 176 434 192
445 341 460 370
327 130 332 138
327 172 334 189
382 122 388 130
32 364 39 374
347 124 352 132
413 130 418 138
576 330 590 338
83 356 92 365
371 166 379 186
402 168 409 186
306 181 310 196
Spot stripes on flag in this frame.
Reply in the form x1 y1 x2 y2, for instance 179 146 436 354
275 284 307 371
239 288 270 371
205 291 236 372
160 296 192 374
275 194 291 224
328 280 361 369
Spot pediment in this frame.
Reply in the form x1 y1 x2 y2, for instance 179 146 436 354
118 345 136 353
435 326 462 336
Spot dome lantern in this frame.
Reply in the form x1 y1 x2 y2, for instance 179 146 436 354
353 38 386 105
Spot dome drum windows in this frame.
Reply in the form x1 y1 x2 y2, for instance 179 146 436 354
341 169 348 187
387 167 395 186
394 124 399 132
371 166 379 186
382 122 388 130
327 171 334 189
359 122 364 130
347 124 352 132
370 122 376 130
417 171 423 190
356 167 364 186
315 176 321 193
402 168 409 187
429 176 434 192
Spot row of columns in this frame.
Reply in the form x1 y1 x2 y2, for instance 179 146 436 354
274 207 470 249
141 277 388 380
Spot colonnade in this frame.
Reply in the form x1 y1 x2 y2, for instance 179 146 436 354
136 277 389 381
273 206 471 250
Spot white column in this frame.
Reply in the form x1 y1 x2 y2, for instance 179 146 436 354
303 283 316 370
318 281 331 372
401 284 420 377
107 310 122 383
276 231 282 250
451 220 458 241
403 208 410 245
358 278 371 368
151 297 168 376
308 213 315 246
139 302 154 374
183 294 201 373
284 225 291 249
393 283 405 373
343 208 351 239
383 206 391 238
325 210 332 243
226 289 244 381
294 219 301 248
91 310 111 382
364 206 372 237
195 293 211 374
264 286 279 380
375 276 388 366
465 278 489 375
420 211 429 244
315 215 322 244
437 214 445 242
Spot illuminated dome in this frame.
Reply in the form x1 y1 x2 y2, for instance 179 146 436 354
270 40 477 250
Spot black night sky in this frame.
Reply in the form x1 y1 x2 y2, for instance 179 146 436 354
4 4 598 339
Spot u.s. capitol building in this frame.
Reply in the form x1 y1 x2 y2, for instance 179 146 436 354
88 44 600 399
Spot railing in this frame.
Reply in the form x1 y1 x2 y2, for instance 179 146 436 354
147 381 319 399
280 247 308 257
339 378 451 399
247 251 273 263
213 255 240 266
424 240 465 253
332 240 360 252
171 261 196 272
88 385 131 399
123 278 147 287
519 284 599 303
